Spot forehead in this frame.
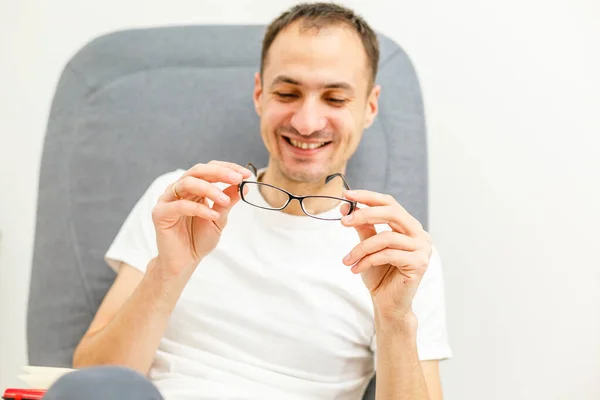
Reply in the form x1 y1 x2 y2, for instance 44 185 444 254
263 22 370 89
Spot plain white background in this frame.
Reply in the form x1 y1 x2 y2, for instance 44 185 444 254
1 0 599 398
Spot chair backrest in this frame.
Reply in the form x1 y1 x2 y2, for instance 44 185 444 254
27 25 428 399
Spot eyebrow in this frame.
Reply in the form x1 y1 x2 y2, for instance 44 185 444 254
271 75 355 93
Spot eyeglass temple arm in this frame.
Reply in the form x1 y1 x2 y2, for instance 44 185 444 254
244 164 348 189
244 163 258 177
325 173 352 190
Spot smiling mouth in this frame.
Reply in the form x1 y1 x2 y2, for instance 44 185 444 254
283 136 332 150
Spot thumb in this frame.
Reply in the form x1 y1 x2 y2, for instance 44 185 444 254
353 221 377 242
340 204 377 242
354 223 377 242
212 184 243 228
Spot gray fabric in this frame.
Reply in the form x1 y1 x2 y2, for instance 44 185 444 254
28 25 427 400
43 366 164 400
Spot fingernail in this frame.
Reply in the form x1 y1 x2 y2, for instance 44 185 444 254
342 214 353 223
209 210 220 218
343 253 351 263
344 190 356 197
219 193 230 204
229 172 243 181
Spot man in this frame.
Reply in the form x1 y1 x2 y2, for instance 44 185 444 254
44 3 451 400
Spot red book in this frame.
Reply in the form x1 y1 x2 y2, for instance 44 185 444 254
2 388 47 400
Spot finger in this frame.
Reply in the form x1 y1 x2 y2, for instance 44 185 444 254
181 163 249 185
212 184 242 229
152 199 220 225
341 205 407 234
350 248 399 274
162 177 232 205
343 190 423 237
342 231 418 266
339 202 351 217
344 205 377 242
207 160 254 178
343 190 395 206
351 249 427 276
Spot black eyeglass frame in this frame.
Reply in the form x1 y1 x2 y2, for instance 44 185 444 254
238 163 357 221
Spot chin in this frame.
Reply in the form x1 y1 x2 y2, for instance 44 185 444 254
278 159 335 183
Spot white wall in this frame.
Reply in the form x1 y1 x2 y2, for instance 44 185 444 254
1 0 599 398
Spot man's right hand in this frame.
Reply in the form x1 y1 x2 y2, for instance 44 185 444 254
73 161 253 371
151 160 252 276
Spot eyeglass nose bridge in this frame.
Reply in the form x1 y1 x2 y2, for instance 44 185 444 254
279 193 305 212
267 191 344 218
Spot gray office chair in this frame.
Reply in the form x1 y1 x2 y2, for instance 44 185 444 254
27 25 428 400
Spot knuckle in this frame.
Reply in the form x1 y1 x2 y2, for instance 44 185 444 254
194 201 205 212
383 230 397 241
355 241 366 256
178 176 191 191
360 258 371 269
416 252 430 268
421 230 432 242
151 204 162 220
157 190 169 203
192 163 211 175
383 248 395 259
423 240 433 254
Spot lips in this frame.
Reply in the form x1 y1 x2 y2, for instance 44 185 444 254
282 135 332 152
288 138 329 149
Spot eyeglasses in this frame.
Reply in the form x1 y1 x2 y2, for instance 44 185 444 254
238 163 356 221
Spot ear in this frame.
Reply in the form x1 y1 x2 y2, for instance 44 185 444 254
253 72 263 116
363 84 381 129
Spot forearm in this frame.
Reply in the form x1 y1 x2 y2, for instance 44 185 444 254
375 312 429 400
73 257 193 374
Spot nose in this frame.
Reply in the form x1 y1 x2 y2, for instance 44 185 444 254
290 96 327 136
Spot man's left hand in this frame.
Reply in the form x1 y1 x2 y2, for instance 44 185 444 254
341 190 432 321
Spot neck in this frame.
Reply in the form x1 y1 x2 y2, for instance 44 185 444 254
259 162 346 216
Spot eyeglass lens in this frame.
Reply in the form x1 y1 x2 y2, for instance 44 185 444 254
242 182 352 219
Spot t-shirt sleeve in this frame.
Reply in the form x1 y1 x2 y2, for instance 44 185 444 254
104 170 185 274
370 244 453 362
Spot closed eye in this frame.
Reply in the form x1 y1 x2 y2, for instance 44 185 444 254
274 92 298 99
327 98 347 105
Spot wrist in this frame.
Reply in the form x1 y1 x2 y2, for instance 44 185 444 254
151 255 199 279
375 307 418 337
143 257 195 311
147 257 198 287
144 256 194 299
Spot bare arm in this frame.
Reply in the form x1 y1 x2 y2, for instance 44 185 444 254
73 259 194 374
340 190 445 400
421 361 443 400
375 313 430 400
374 316 443 399
73 161 252 374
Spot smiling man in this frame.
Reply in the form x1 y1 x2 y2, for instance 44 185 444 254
43 3 451 400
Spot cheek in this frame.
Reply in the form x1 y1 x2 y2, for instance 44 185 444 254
330 108 360 146
262 101 292 134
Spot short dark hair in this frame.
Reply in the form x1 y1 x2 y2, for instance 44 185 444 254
261 2 380 87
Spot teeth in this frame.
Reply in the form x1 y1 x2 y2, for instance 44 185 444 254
290 139 327 149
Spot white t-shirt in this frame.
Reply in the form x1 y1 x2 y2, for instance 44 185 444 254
105 169 452 400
